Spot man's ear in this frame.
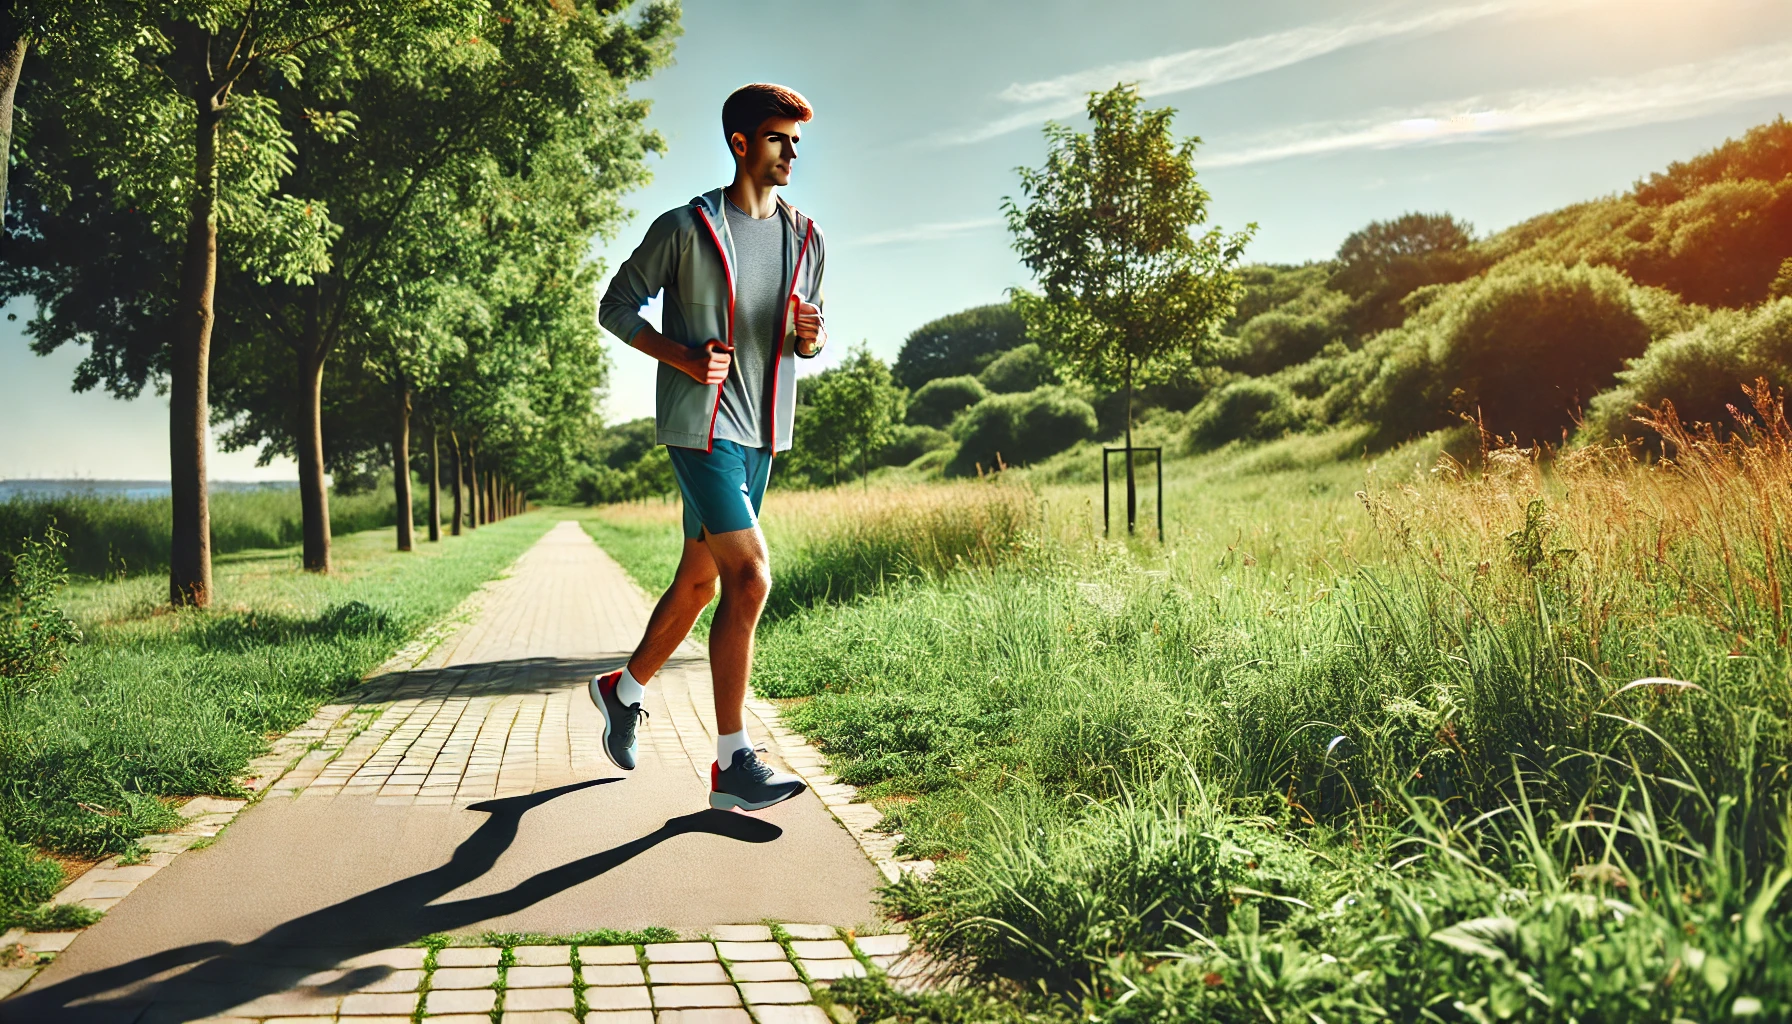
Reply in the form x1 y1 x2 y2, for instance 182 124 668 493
729 131 747 160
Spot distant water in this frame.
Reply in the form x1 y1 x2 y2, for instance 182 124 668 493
0 479 298 502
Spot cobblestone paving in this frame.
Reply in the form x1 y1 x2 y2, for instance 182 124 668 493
126 927 928 1023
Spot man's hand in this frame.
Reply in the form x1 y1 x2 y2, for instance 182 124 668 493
685 340 733 385
792 298 826 357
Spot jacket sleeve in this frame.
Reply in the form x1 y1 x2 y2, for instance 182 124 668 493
799 225 827 359
599 208 685 346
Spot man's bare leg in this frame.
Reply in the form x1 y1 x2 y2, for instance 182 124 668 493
625 538 719 684
701 525 771 736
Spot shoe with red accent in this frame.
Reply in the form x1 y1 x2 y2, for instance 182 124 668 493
588 669 647 771
709 748 805 811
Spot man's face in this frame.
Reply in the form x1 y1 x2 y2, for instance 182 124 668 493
731 116 802 186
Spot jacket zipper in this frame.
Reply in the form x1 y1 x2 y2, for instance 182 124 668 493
694 205 736 454
766 219 816 452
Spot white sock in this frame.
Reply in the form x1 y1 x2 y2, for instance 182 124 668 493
615 666 645 706
717 728 752 767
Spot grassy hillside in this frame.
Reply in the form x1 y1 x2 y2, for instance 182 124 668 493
773 116 1792 487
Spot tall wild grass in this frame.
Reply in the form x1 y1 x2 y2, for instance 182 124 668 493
0 486 421 579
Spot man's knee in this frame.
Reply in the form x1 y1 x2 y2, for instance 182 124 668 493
720 559 771 606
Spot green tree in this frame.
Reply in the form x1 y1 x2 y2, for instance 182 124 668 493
209 0 671 569
804 345 906 488
1004 83 1252 534
14 1 468 605
1329 212 1483 334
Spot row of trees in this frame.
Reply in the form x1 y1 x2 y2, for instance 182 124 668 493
1 0 678 605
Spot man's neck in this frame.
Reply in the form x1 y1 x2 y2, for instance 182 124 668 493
725 174 778 219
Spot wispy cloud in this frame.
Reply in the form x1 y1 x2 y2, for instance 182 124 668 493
849 217 1003 247
1199 42 1792 168
944 0 1568 145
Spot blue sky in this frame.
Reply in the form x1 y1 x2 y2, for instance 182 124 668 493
4 0 1791 478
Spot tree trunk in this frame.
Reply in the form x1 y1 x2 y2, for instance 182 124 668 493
467 443 480 530
427 422 441 543
449 431 464 536
0 17 27 248
297 296 332 572
168 74 223 607
1124 358 1136 535
392 376 413 552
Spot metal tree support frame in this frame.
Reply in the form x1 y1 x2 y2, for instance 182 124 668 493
1102 446 1163 542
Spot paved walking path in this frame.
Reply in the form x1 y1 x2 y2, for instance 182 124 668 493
1 521 896 1023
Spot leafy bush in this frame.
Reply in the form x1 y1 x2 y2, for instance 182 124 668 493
880 424 953 467
1186 378 1309 448
1348 261 1661 444
1230 308 1346 377
906 376 988 429
1330 212 1486 333
1583 298 1792 441
977 343 1057 394
893 303 1028 391
946 387 1097 476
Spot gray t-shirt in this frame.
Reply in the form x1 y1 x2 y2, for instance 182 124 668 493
714 200 787 449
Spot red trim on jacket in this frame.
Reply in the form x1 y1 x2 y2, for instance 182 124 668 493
692 206 736 454
766 219 816 452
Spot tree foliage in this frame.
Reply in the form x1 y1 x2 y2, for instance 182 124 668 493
800 344 906 486
1003 84 1253 403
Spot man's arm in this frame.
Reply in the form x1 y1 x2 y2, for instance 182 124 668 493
634 326 731 385
599 209 732 384
793 235 827 358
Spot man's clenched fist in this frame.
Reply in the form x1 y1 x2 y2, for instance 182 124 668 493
792 298 826 357
686 340 732 385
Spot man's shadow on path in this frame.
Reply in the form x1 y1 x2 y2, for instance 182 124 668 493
1 779 780 1023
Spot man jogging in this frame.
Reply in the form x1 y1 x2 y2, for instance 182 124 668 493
591 83 826 812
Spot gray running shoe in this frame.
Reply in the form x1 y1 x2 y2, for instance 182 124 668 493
709 748 806 811
589 669 647 771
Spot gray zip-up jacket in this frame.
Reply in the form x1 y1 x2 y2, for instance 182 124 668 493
599 187 826 452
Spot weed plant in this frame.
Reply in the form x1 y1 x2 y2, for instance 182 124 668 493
585 389 1792 1018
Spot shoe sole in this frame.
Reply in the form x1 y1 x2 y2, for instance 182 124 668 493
588 672 634 772
709 787 804 812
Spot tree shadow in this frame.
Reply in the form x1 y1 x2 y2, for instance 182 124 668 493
355 654 632 703
1 778 781 1023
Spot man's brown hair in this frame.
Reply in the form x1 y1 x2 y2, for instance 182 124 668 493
722 83 813 153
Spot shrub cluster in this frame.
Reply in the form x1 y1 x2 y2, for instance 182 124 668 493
945 387 1097 476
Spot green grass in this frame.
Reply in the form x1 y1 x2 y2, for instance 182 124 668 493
582 425 1792 1021
0 512 552 921
0 486 429 580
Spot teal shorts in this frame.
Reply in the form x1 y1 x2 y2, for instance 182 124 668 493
667 439 773 540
